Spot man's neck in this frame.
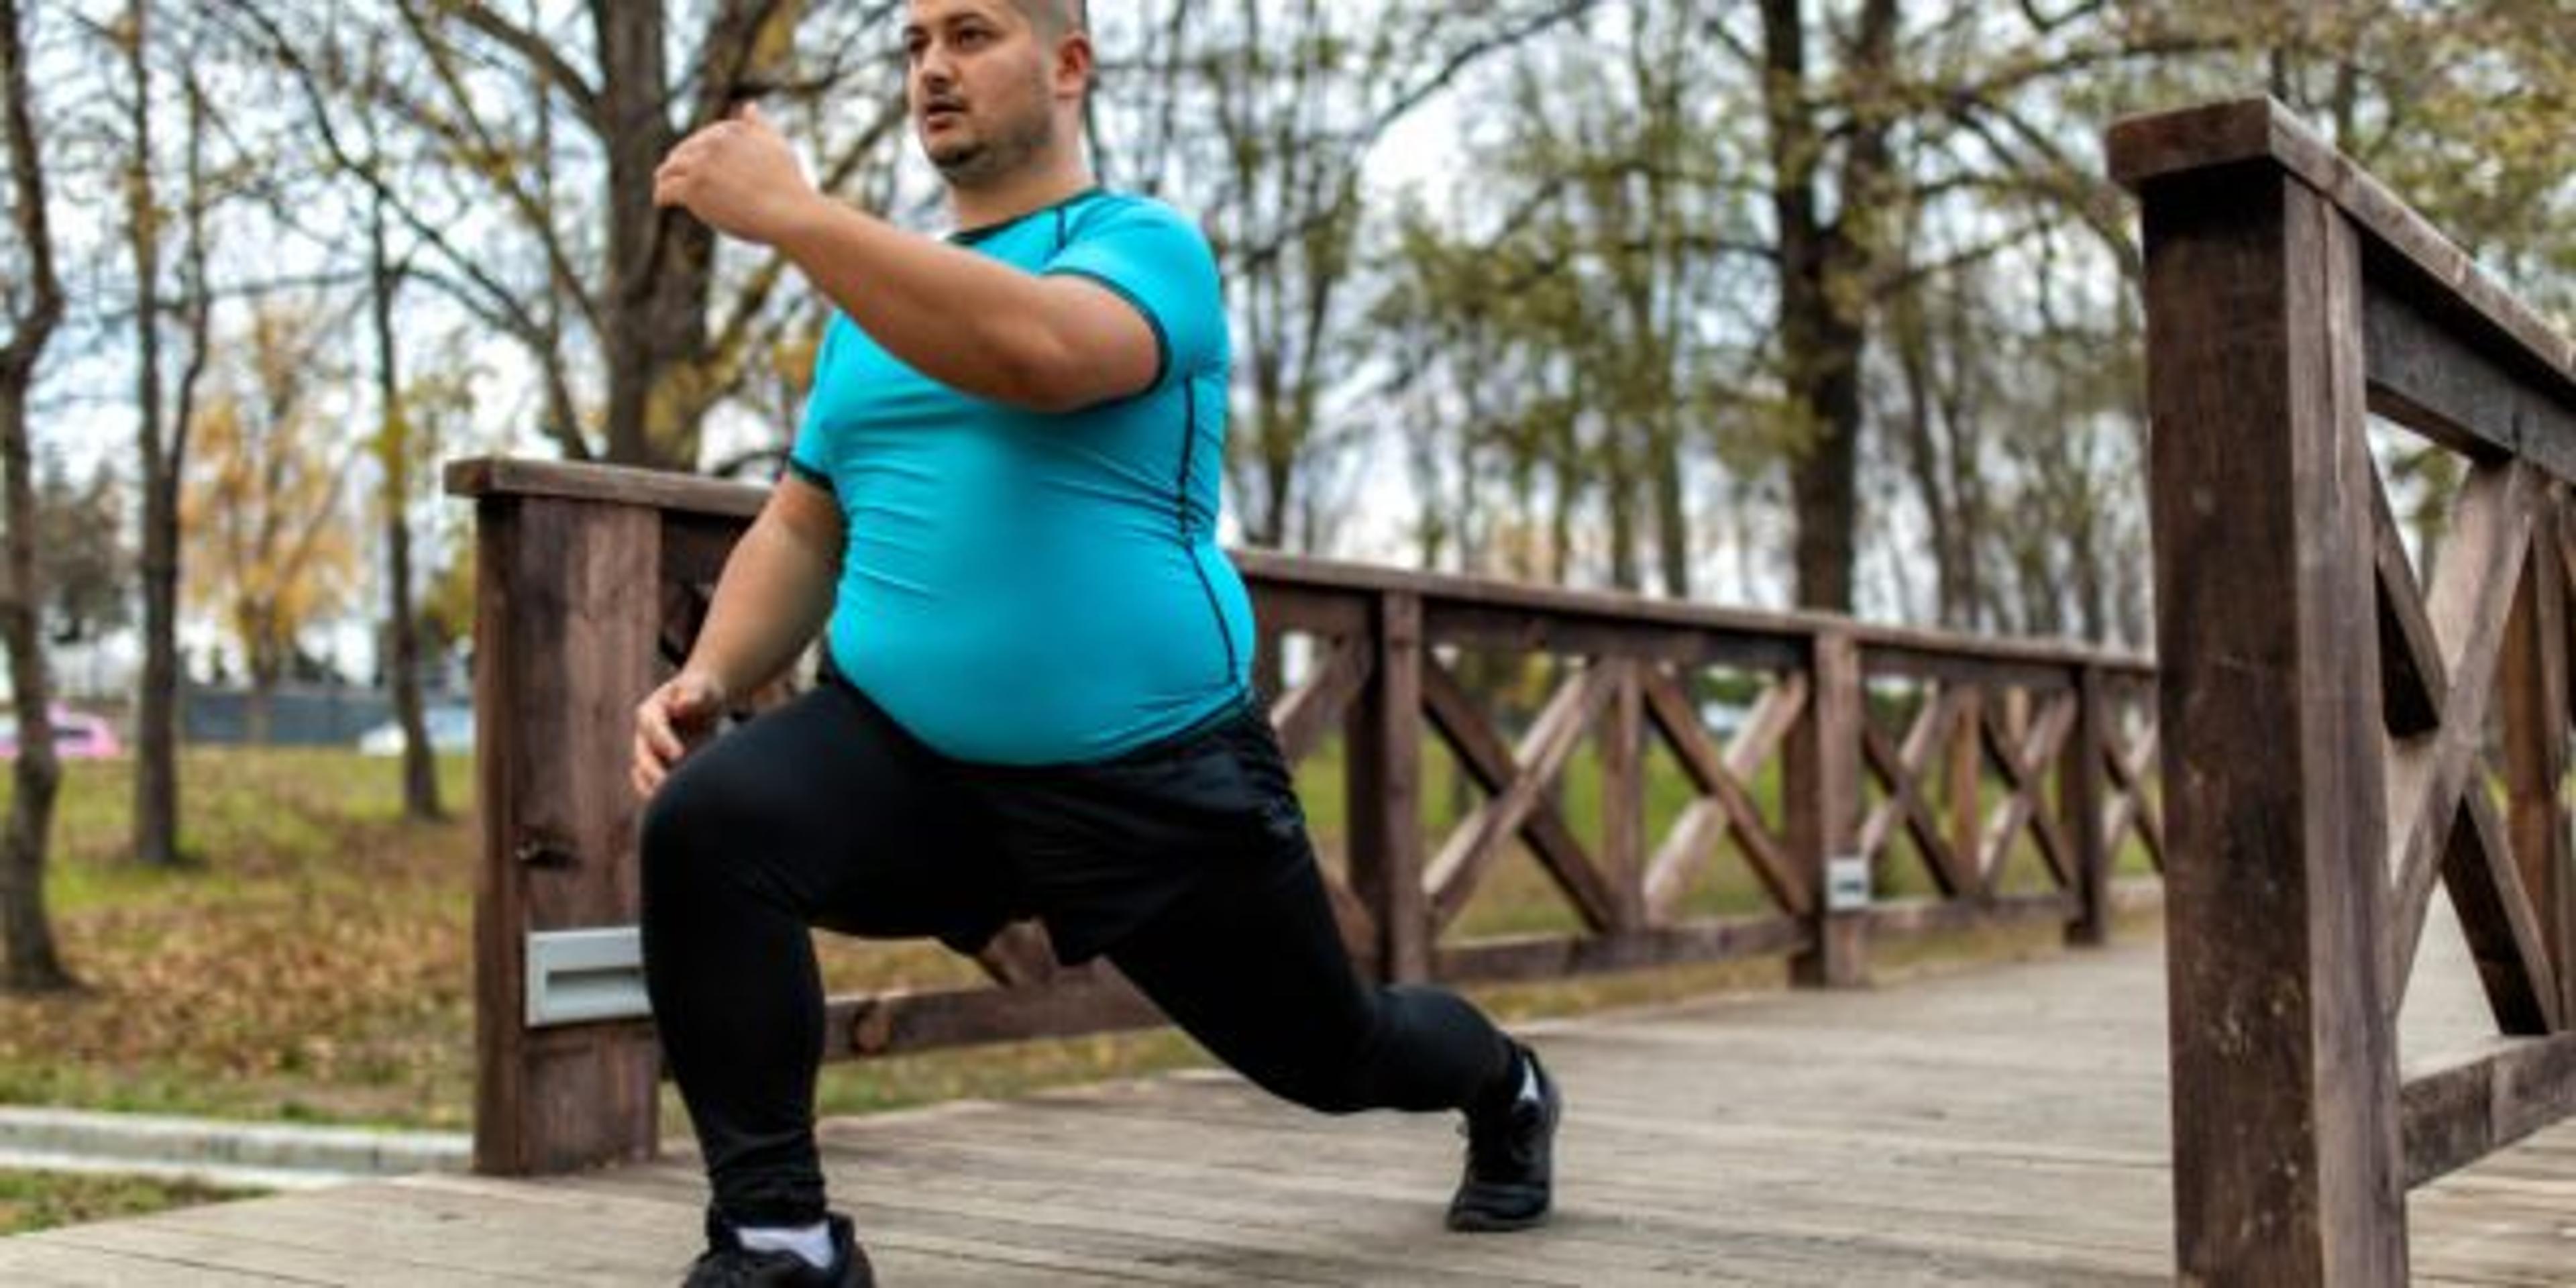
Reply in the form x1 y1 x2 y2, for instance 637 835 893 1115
947 152 1097 233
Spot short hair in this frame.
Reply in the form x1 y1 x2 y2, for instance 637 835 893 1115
1012 0 1085 39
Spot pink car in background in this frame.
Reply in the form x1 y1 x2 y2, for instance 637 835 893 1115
0 706 125 759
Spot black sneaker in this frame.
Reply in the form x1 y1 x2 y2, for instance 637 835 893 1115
684 1209 874 1287
1446 1043 1561 1232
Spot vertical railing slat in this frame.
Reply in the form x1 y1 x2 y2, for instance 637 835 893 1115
1346 590 1428 983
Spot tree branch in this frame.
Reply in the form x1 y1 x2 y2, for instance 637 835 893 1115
448 0 600 125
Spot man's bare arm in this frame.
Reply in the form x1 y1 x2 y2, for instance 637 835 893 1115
632 474 842 797
649 106 1157 413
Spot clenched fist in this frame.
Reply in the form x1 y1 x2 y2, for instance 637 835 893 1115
632 669 731 799
651 103 818 246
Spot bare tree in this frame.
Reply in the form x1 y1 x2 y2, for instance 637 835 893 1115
219 0 911 469
369 154 438 820
118 0 216 867
0 0 72 992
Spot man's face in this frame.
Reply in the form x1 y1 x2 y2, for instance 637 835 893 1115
902 0 1068 185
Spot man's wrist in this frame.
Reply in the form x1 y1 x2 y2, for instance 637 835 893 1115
771 191 851 263
677 661 736 706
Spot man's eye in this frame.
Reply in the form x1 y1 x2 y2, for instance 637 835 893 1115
956 28 988 47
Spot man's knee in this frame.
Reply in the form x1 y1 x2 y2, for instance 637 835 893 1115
640 755 744 892
1234 1005 1393 1115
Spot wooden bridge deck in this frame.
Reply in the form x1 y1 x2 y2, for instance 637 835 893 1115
4 924 2571 1285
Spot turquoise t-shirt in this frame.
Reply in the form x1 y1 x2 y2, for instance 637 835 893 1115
786 189 1254 765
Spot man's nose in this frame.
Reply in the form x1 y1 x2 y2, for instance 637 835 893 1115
914 46 957 93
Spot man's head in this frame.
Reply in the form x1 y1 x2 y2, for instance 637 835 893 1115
902 0 1092 189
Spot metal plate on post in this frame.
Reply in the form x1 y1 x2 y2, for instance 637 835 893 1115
1825 853 1872 914
525 926 651 1028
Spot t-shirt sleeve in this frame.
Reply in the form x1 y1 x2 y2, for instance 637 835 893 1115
784 317 843 492
1042 201 1226 396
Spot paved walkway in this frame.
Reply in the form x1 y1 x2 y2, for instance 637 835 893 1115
1 919 2570 1284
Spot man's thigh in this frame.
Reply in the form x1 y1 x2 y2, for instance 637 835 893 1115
657 678 1022 947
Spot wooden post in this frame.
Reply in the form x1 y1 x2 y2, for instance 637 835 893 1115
2063 665 2110 947
1789 630 1864 987
2137 168 2405 1281
2502 492 2576 1025
1949 686 1983 891
1346 591 1428 983
1599 659 1646 932
472 495 664 1175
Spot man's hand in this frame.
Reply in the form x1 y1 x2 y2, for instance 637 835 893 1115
652 103 818 246
633 670 731 799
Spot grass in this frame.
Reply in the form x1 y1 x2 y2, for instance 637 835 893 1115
0 1169 262 1237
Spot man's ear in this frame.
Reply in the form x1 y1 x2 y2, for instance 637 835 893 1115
1054 30 1093 100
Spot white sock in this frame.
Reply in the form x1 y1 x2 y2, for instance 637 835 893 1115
737 1221 835 1270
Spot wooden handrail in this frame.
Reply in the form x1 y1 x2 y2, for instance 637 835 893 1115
446 455 2161 1177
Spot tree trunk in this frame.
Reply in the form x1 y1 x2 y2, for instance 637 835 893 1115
0 0 72 993
1762 0 1896 614
0 385 68 992
372 187 439 820
126 0 184 867
594 0 713 468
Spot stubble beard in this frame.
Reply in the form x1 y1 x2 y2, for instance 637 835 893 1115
927 92 1058 189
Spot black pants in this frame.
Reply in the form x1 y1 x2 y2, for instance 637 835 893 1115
639 677 1516 1227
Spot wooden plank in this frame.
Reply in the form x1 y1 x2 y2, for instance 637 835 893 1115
1424 663 1617 932
658 510 745 590
1976 697 2078 892
1788 631 1864 987
2108 99 2576 407
474 496 663 1177
1865 892 2079 939
1267 633 1371 767
1949 688 1984 884
2364 276 2576 484
1857 692 1973 898
1858 645 2076 694
1419 658 1620 933
1262 548 2157 680
2099 722 2160 872
1435 916 1809 983
2402 1030 2576 1187
2064 667 2112 947
447 455 767 519
1638 667 1809 919
2139 166 2406 1282
1420 602 1804 672
2371 466 2447 737
1345 591 1429 983
2499 488 2576 1027
1244 582 1368 639
2440 791 2561 1036
2381 462 2536 1000
1600 660 1647 932
828 966 1167 1058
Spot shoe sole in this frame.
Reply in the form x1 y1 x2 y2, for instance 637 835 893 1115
1445 1205 1550 1233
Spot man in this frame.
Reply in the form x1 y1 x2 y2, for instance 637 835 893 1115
640 2 1560 1283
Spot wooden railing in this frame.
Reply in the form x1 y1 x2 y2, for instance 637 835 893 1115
445 455 2159 1176
2115 98 2576 1283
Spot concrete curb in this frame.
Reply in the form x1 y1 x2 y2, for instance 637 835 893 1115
0 1106 469 1191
